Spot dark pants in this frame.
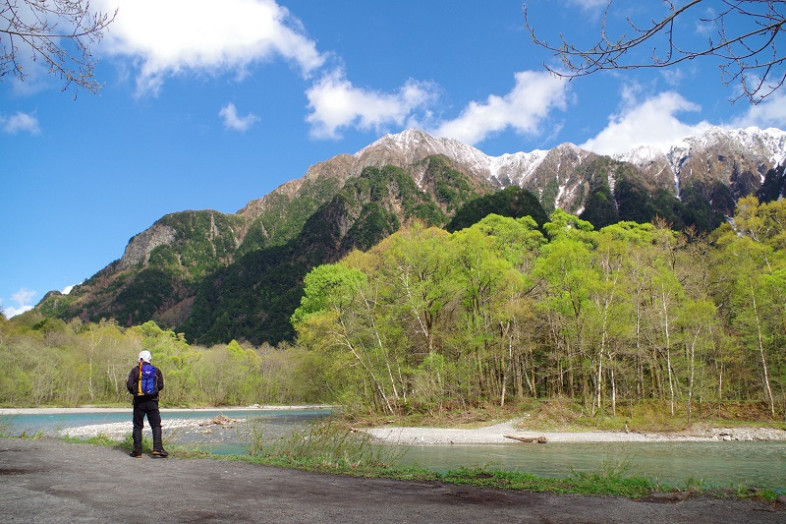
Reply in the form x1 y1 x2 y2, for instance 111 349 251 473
132 398 163 452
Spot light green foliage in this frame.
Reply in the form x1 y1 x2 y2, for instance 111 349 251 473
467 214 545 270
733 196 786 250
377 226 458 354
291 264 367 325
0 318 325 407
711 217 786 415
192 340 262 405
543 209 595 240
291 206 786 417
599 221 656 245
4 203 786 417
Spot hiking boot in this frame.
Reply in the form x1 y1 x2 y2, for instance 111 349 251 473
130 450 143 458
152 449 169 458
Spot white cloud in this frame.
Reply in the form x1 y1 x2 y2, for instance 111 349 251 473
580 91 712 155
1 112 40 135
567 0 608 9
97 0 325 95
305 68 437 139
730 90 786 129
3 288 37 318
12 288 36 305
4 304 33 318
6 61 52 97
431 71 569 145
695 6 718 37
219 103 260 132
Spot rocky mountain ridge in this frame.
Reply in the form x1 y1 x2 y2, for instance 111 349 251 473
34 126 786 345
218 125 786 244
358 126 786 211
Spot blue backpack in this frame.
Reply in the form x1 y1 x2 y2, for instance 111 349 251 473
137 363 159 396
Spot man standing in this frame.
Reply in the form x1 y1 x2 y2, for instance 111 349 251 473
126 350 168 458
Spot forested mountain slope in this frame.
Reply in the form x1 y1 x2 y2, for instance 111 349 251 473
32 127 786 345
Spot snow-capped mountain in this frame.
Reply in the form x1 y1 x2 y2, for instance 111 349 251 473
39 125 786 344
618 126 786 197
355 129 551 187
351 127 786 212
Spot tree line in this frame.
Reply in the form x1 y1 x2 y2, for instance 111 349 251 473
291 196 786 417
0 319 318 407
1 196 784 418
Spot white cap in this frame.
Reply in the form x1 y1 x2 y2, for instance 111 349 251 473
138 350 152 363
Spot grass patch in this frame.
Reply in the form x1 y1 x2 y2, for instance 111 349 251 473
60 430 211 458
502 399 786 434
61 433 120 447
247 417 407 469
224 417 782 503
227 419 669 497
440 465 661 498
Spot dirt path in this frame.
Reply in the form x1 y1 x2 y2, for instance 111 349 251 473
1 437 783 523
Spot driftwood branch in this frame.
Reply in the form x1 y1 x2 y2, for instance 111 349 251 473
198 414 236 428
504 434 547 444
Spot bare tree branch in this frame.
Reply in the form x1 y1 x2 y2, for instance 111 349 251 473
525 0 786 103
0 0 117 95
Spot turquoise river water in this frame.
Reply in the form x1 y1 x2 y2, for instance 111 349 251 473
1 409 783 492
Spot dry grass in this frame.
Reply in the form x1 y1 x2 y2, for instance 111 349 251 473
352 399 785 434
510 399 786 433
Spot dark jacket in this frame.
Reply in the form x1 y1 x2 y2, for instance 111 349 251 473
126 362 165 401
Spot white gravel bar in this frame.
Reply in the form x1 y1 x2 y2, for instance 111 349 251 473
362 420 786 445
3 408 784 444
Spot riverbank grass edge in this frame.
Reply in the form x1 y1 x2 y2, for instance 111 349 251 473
48 417 781 504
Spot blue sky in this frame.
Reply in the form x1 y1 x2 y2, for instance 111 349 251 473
2 0 785 317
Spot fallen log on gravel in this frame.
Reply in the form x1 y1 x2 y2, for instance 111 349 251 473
504 435 547 444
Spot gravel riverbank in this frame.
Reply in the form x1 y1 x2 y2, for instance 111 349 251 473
362 420 786 445
3 408 784 445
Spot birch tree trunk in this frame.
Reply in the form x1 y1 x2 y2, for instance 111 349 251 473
750 288 776 416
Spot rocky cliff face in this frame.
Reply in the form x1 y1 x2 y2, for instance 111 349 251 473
120 223 178 270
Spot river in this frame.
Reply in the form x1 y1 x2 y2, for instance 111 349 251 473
1 408 783 492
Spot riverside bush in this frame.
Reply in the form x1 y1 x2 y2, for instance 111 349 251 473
249 418 405 469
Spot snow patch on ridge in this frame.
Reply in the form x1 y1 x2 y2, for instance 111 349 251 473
556 184 566 206
357 129 553 185
355 127 786 202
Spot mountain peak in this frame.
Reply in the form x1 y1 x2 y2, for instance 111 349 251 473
358 128 435 152
354 128 491 175
356 128 482 157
